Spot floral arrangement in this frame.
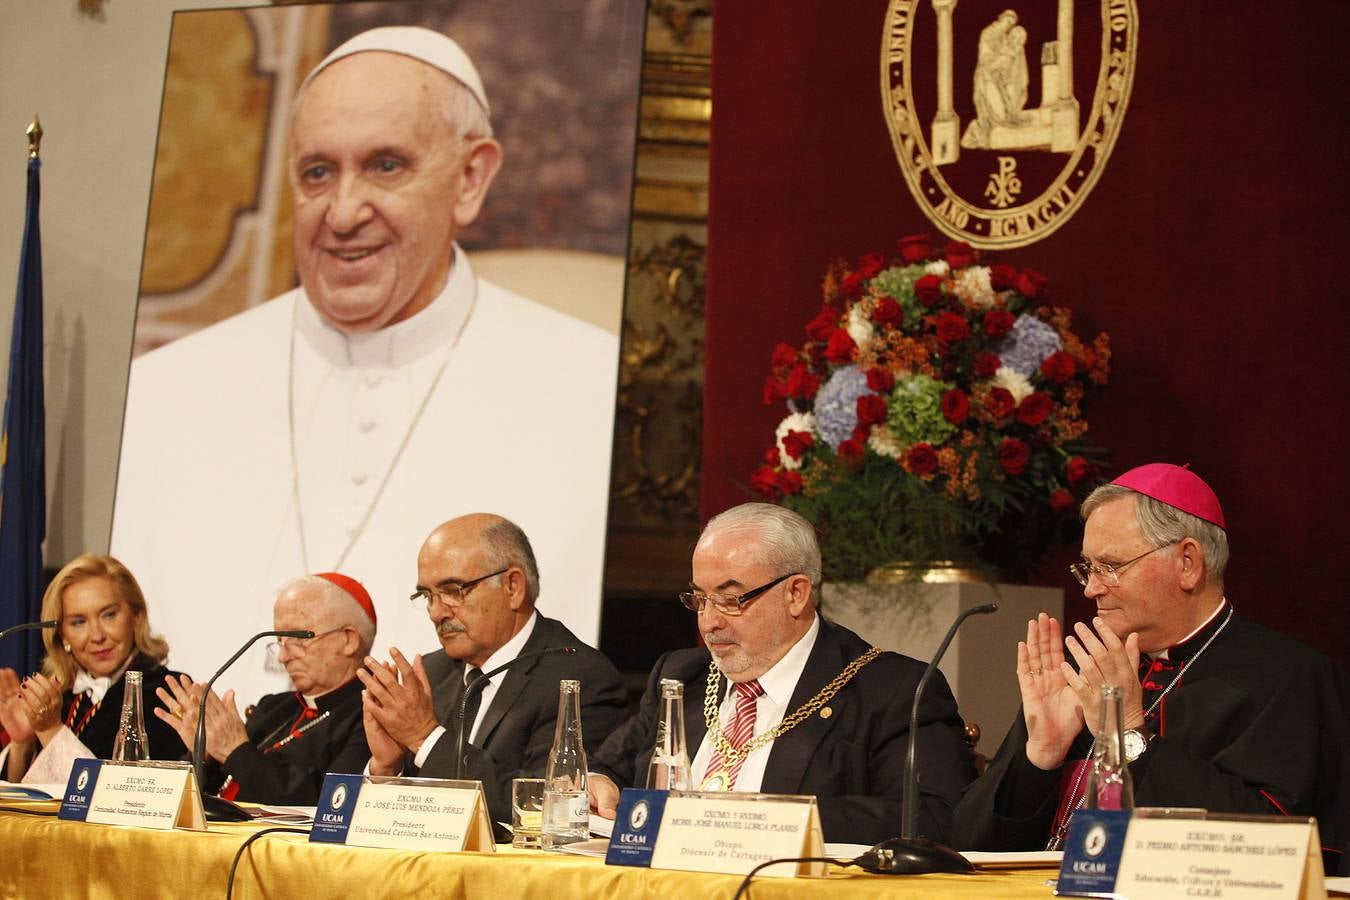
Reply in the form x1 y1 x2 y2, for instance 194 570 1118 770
752 234 1111 581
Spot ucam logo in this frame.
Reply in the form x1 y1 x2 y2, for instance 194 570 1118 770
882 0 1138 248
331 783 348 811
629 799 649 831
75 768 90 793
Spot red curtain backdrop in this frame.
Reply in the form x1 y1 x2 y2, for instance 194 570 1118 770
702 0 1350 668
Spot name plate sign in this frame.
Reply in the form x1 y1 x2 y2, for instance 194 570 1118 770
58 759 205 831
311 774 494 853
648 791 825 878
1114 814 1324 900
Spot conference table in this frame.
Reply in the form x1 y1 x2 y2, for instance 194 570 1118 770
0 800 1060 898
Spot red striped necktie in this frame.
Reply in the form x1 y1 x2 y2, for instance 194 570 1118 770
706 679 763 791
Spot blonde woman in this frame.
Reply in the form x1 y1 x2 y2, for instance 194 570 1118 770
0 554 186 780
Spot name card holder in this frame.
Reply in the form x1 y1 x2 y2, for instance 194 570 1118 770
647 791 825 878
1056 808 1325 900
311 773 494 853
58 759 205 831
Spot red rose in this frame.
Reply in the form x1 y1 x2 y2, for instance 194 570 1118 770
935 310 969 344
762 378 785 404
914 274 943 307
1016 392 1053 426
750 465 779 497
840 272 864 296
999 437 1030 475
770 341 799 371
825 328 857 364
989 264 1018 291
856 394 888 427
805 306 839 342
1049 487 1076 512
1066 455 1093 485
897 233 932 263
983 309 1015 340
785 362 820 400
866 366 895 393
945 240 975 269
906 442 939 476
1016 268 1047 298
985 387 1016 419
838 435 865 461
974 352 1001 379
777 469 804 495
782 429 814 460
763 446 782 467
871 296 902 325
1040 350 1077 384
856 252 887 279
940 389 969 424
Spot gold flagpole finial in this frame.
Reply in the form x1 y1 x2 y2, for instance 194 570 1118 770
27 115 43 160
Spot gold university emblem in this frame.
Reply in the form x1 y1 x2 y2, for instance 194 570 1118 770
882 0 1138 248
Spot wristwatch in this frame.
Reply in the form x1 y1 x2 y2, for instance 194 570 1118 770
1123 727 1155 762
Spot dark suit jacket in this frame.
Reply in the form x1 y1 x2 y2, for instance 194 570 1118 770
590 617 976 845
415 614 628 825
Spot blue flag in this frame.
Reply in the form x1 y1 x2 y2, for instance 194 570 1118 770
0 156 46 677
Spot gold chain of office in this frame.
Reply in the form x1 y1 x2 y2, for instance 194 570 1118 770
701 647 883 766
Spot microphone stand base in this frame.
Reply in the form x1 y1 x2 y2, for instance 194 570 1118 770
857 837 975 875
201 793 254 823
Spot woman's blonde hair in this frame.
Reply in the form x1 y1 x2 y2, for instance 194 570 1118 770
40 553 169 685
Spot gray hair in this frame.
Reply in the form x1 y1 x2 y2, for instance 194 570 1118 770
480 518 540 605
278 575 376 657
701 503 823 601
1081 484 1229 585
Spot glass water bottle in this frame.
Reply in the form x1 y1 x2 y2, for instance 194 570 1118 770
1084 684 1134 810
542 679 589 847
111 670 148 762
644 678 691 790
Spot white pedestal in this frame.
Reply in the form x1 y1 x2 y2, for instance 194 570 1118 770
819 581 1063 757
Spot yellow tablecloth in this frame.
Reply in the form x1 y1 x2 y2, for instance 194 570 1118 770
0 802 1057 899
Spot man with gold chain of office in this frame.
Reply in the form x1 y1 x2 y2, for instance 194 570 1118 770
587 502 976 845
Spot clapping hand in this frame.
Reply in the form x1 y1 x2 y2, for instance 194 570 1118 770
0 668 35 744
1018 613 1086 769
1062 617 1146 738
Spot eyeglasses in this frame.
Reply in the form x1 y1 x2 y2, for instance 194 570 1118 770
409 568 509 612
678 573 797 617
264 627 347 660
1069 540 1180 587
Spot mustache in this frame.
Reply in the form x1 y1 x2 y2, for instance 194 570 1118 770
437 618 467 637
703 630 739 647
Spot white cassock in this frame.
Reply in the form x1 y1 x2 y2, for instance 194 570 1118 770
111 249 618 702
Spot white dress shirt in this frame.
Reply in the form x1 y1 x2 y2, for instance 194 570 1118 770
690 615 821 793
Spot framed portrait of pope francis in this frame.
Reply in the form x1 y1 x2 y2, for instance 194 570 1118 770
112 0 644 700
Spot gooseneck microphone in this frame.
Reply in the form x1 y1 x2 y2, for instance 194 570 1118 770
193 630 314 801
0 620 58 641
859 602 998 875
448 646 577 779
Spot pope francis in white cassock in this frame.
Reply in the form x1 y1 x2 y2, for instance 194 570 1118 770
111 27 619 702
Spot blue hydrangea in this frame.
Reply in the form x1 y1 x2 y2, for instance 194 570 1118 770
813 365 870 450
997 314 1063 377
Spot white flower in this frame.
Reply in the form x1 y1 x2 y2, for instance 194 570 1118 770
925 260 950 277
951 265 995 309
993 366 1034 404
775 412 817 470
867 423 903 460
846 303 875 348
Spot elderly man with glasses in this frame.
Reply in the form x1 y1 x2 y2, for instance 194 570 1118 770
357 513 626 827
155 573 376 804
952 463 1350 875
587 502 976 845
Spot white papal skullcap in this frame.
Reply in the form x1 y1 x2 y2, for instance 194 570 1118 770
300 26 489 116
